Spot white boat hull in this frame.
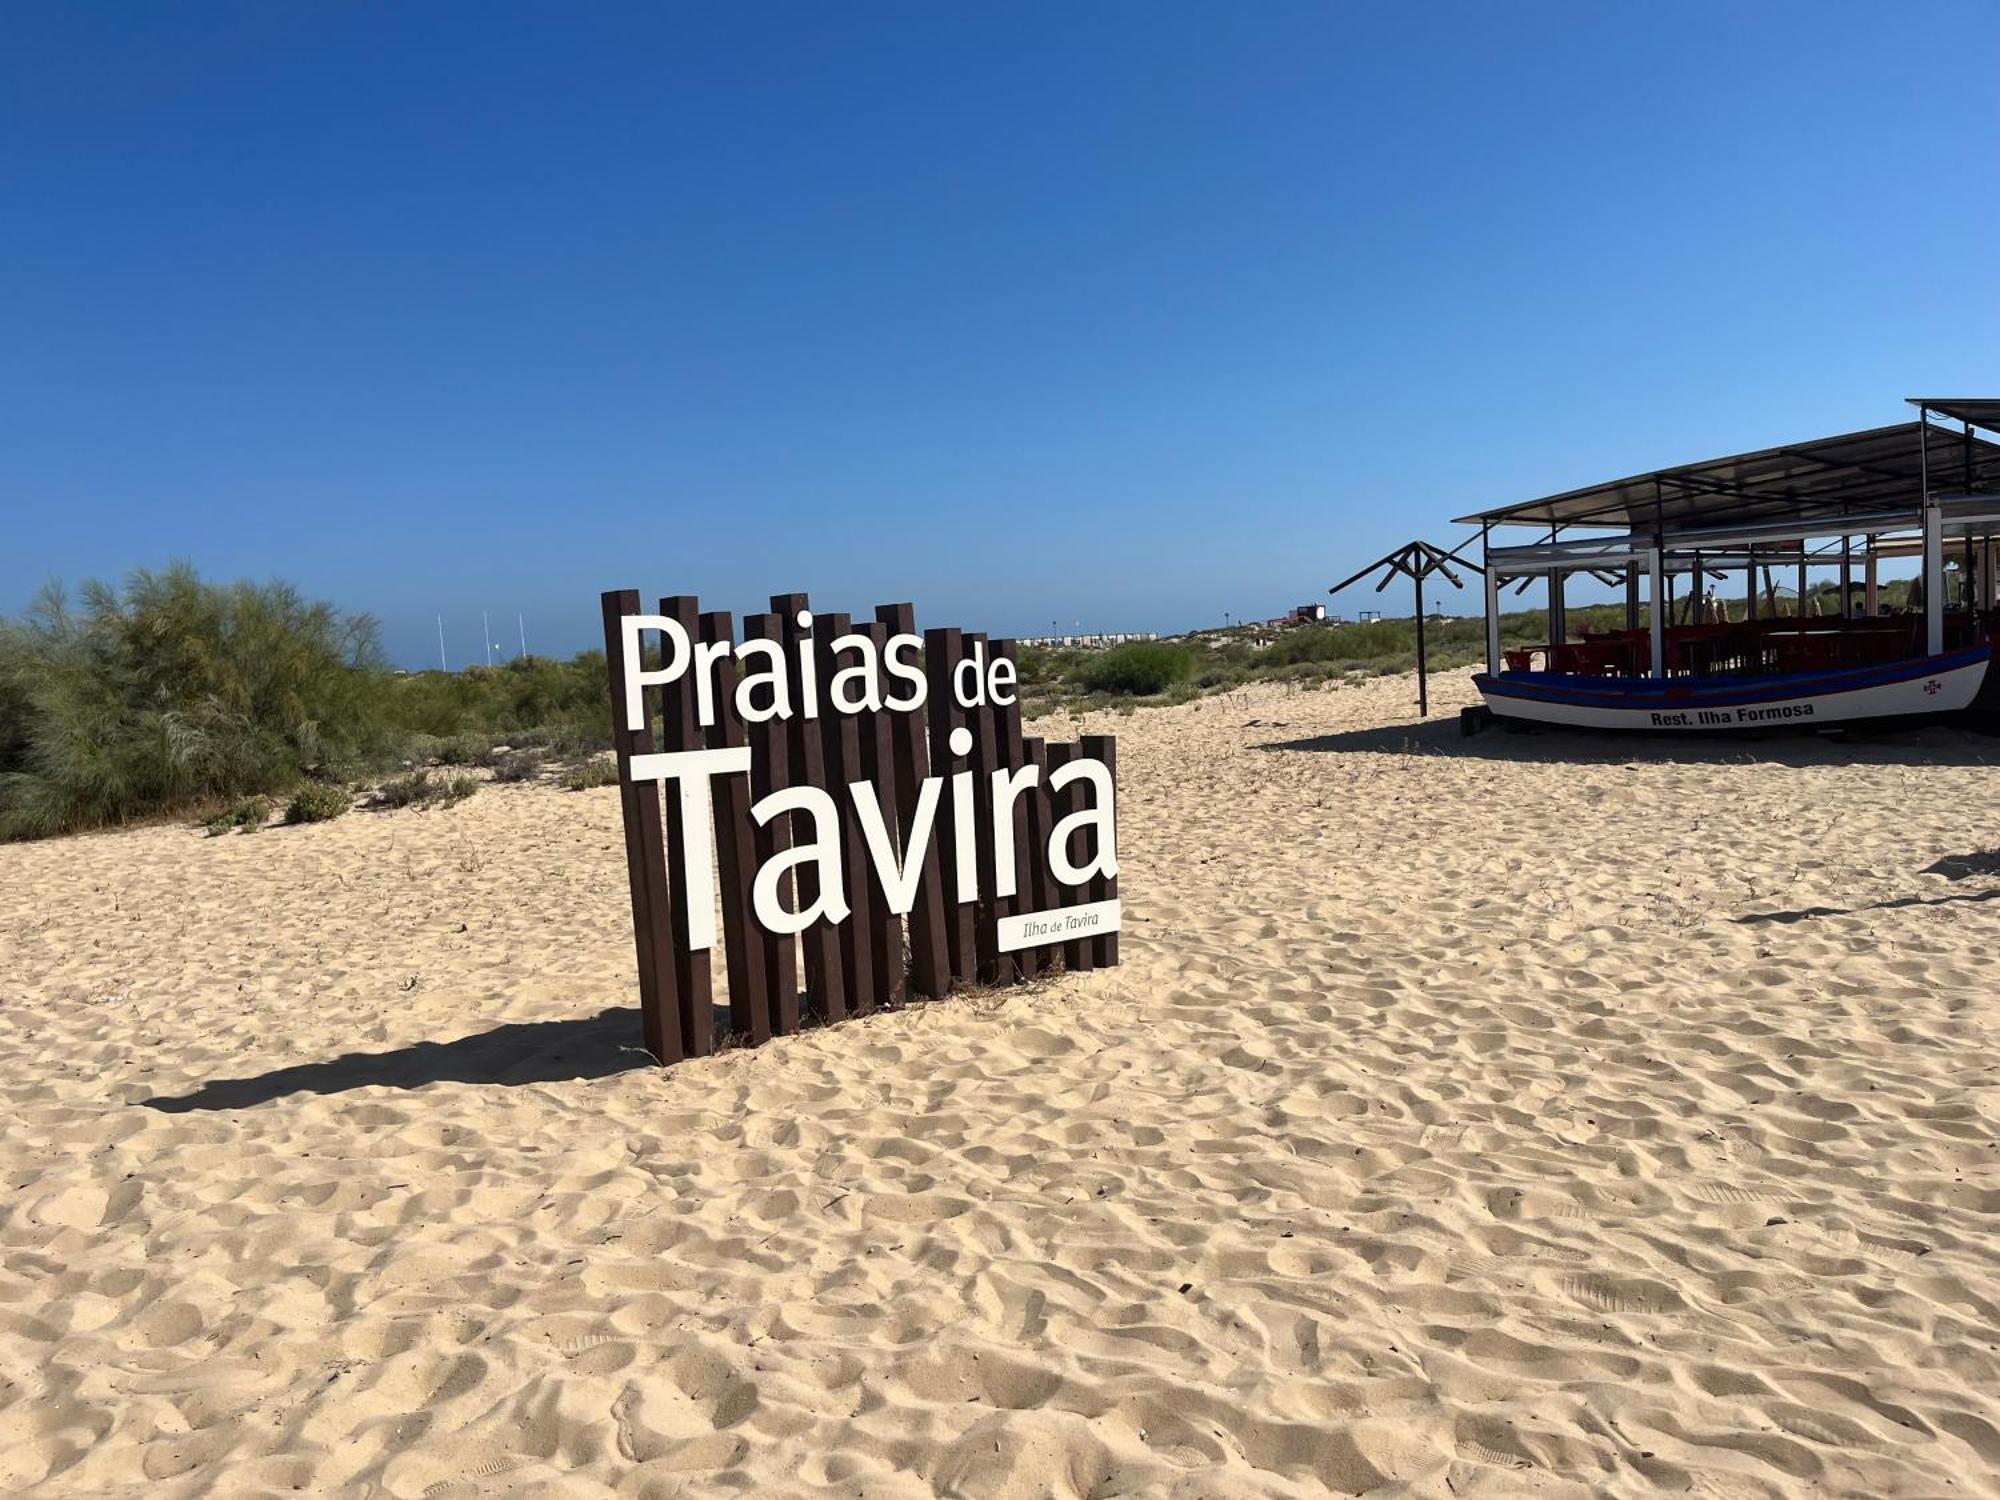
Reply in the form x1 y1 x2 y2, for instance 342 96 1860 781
1475 646 1991 733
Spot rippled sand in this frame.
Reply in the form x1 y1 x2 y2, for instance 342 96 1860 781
4 671 2000 1497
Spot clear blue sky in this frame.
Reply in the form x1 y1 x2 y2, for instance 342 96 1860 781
4 3 1994 665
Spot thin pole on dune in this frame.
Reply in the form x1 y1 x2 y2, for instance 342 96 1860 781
483 612 492 667
1414 567 1428 717
437 614 448 672
518 613 527 660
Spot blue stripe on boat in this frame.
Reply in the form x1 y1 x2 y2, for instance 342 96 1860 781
1474 644 1991 709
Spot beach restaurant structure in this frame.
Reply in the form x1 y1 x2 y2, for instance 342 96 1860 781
1457 400 2000 730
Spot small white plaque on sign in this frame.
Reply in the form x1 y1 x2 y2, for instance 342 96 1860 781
996 898 1121 954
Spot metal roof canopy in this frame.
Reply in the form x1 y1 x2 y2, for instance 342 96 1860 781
1457 417 2000 533
1488 543 1808 578
1909 397 2000 436
1485 494 2000 578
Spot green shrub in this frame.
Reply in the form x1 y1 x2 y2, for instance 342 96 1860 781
429 732 497 766
1195 664 1249 690
563 758 620 791
398 732 446 765
203 795 273 835
285 781 352 824
1074 641 1196 696
374 770 478 809
516 723 610 757
491 750 543 783
0 566 391 841
379 654 612 750
373 773 424 808
1255 620 1422 666
1014 644 1077 687
0 565 626 842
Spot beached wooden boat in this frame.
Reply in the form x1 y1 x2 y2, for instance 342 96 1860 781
1456 399 2000 736
1474 642 1991 732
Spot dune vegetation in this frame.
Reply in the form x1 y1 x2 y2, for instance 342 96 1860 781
1014 607 1593 716
0 566 612 841
8 563 1894 839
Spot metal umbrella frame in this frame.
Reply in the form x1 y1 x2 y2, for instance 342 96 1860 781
1330 540 1483 717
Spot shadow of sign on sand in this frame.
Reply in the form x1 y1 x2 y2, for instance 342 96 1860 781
140 1007 665 1112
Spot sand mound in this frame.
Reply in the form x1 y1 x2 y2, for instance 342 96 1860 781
4 671 1999 1496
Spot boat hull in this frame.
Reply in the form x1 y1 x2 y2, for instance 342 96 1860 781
1474 645 1992 733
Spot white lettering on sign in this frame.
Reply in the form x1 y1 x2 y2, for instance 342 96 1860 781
749 784 847 935
1048 756 1118 885
850 774 941 916
618 613 1019 733
622 614 691 734
626 742 1115 947
996 899 1122 953
627 747 754 949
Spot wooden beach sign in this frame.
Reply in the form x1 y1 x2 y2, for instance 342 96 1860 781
601 591 1121 1063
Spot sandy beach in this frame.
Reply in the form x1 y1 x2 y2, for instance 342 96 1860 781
4 670 1999 1498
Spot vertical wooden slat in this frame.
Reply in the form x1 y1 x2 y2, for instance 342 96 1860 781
1021 735 1057 971
1047 741 1095 973
772 593 846 1025
1081 733 1118 968
924 626 977 986
859 620 907 1009
877 603 949 1000
658 594 714 1055
991 639 1036 981
962 632 1002 984
600 590 682 1063
742 611 801 1037
699 611 770 1044
815 613 878 1015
